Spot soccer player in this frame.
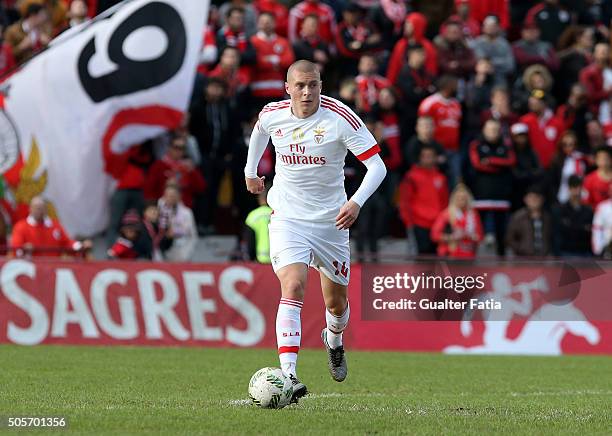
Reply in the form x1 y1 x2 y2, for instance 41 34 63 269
244 60 387 403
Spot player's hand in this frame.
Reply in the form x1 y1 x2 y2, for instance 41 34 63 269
246 176 265 194
335 200 360 230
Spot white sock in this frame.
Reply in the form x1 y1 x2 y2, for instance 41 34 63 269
276 298 302 377
326 302 350 349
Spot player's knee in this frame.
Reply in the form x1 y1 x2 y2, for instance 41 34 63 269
281 279 305 301
325 296 347 315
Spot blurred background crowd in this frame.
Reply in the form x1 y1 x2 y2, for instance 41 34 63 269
2 0 612 262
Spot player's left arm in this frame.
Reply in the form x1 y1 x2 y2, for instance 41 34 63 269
337 115 387 230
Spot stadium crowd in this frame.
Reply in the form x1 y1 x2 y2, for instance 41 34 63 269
1 0 612 261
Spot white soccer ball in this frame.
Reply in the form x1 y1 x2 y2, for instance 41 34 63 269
248 367 293 409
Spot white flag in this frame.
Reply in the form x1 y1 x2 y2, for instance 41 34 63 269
0 0 208 236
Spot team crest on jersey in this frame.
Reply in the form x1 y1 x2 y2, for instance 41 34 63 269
292 127 304 140
313 126 325 144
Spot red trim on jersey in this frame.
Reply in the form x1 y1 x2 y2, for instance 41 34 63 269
261 102 290 114
278 346 300 354
321 96 360 127
321 103 359 130
356 144 381 161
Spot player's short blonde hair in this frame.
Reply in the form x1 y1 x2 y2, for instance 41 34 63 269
286 60 320 82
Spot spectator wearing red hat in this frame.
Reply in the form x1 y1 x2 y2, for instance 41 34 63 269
580 42 612 117
398 145 449 254
250 12 295 104
253 0 289 37
525 0 571 47
335 2 382 70
469 15 514 85
418 75 462 186
386 12 438 85
355 55 390 114
512 21 559 73
288 0 337 46
291 14 330 73
584 147 612 209
434 18 476 80
107 209 145 260
519 89 565 168
11 196 92 258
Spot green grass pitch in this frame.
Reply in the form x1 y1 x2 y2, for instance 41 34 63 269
0 345 610 435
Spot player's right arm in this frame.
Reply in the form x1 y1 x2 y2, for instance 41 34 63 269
244 113 272 194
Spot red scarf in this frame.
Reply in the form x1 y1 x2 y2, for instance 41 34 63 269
222 26 247 51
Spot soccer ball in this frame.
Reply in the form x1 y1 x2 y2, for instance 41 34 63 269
248 367 293 409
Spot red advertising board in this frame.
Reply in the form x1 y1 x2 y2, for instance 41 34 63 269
0 259 610 355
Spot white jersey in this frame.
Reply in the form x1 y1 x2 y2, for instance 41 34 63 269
256 95 379 222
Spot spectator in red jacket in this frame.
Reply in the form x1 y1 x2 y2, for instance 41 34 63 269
107 209 143 260
418 75 462 186
104 142 154 247
209 46 250 99
11 196 92 258
386 12 438 85
469 119 516 256
519 89 565 168
579 42 612 115
250 12 295 104
431 183 483 258
253 0 289 37
512 21 559 73
355 54 390 114
291 14 330 73
288 0 337 45
144 136 206 210
398 145 449 254
434 17 476 80
335 2 382 72
584 146 612 209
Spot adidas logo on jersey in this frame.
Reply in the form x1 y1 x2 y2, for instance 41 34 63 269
274 129 283 137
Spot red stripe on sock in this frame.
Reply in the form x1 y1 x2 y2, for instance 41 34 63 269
280 298 303 306
278 346 300 354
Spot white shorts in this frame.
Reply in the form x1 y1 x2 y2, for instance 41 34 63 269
269 215 350 286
